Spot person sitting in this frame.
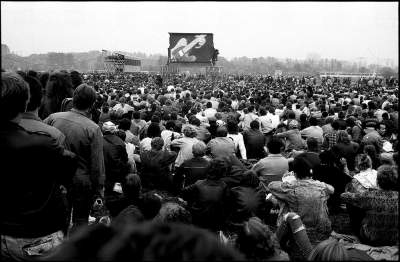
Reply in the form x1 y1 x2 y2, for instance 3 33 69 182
228 171 270 224
341 165 398 246
348 154 378 192
252 137 289 187
312 150 352 213
102 121 131 203
139 137 177 191
118 117 140 147
170 125 199 168
300 116 324 147
331 130 359 171
207 126 236 158
293 137 321 170
243 120 267 160
276 120 307 155
139 122 161 152
175 141 211 192
227 120 247 160
181 158 230 232
105 173 143 219
268 155 334 246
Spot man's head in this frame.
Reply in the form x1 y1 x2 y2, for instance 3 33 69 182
331 120 340 131
1 72 29 121
250 120 260 130
306 137 320 152
73 84 97 111
118 118 131 131
293 155 312 179
267 137 284 154
151 137 164 151
24 75 43 112
216 126 228 137
376 164 398 191
133 111 141 120
309 117 318 126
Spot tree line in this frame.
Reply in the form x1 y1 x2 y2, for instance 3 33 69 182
1 44 397 78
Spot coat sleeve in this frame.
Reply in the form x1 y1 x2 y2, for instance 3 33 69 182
90 127 106 199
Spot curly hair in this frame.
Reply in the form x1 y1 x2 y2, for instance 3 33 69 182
377 165 398 191
236 217 278 261
183 125 197 138
155 202 192 224
337 130 351 145
355 154 372 172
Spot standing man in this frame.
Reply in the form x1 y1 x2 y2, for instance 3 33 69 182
45 84 105 231
1 73 76 260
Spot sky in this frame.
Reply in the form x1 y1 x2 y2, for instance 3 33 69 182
1 1 398 64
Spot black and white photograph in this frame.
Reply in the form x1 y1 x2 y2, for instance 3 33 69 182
1 1 398 261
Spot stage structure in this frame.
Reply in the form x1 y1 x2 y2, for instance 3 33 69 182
163 33 221 76
102 50 141 73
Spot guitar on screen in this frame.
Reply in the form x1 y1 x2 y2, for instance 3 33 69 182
171 34 207 62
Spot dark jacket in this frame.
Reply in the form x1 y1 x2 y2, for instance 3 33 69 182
313 164 353 211
332 142 359 171
229 185 268 223
44 109 105 200
103 134 130 195
176 157 210 187
140 149 177 190
181 179 229 231
243 129 266 160
1 122 76 237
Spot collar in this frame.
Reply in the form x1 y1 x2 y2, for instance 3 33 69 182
71 108 91 118
21 112 42 122
268 153 283 157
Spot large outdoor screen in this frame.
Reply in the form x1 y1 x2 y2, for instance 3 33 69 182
168 33 214 63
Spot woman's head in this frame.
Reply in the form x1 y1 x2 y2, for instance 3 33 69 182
183 125 197 138
147 123 161 138
308 239 349 261
236 217 277 260
155 202 192 224
355 154 372 171
363 144 377 159
292 155 312 179
337 130 350 145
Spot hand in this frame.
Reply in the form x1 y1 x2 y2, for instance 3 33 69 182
284 212 300 222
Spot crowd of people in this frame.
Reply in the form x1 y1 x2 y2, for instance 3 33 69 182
1 68 398 261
